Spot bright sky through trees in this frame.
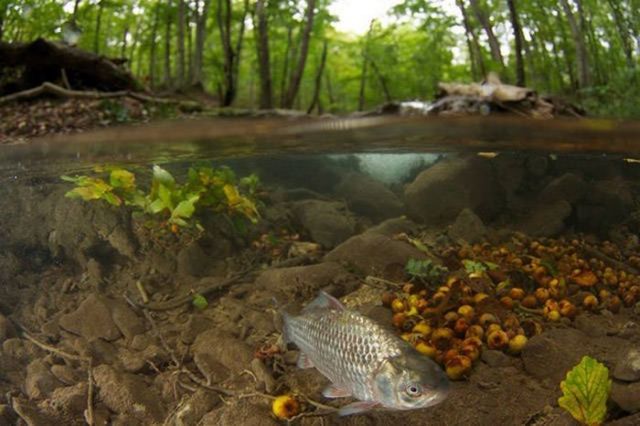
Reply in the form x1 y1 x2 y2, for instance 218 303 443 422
329 0 403 34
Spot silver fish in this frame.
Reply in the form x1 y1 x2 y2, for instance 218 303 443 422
282 291 449 416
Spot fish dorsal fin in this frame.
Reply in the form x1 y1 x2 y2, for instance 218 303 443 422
303 291 345 313
297 352 314 369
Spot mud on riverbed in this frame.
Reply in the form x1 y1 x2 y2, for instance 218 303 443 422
1 153 640 425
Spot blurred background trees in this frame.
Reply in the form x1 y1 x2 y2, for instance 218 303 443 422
0 0 638 116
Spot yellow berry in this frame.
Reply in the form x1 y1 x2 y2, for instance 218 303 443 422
272 395 300 419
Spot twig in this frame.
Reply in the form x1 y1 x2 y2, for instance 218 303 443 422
60 68 71 90
84 366 95 426
136 280 150 304
21 329 90 363
582 245 640 275
134 271 252 311
364 276 403 289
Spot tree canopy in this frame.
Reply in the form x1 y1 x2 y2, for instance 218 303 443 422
1 0 638 116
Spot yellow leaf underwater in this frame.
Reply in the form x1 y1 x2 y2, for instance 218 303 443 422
558 356 611 426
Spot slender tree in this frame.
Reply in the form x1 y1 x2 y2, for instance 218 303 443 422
177 0 186 86
217 0 249 106
507 0 525 86
164 0 173 87
282 0 317 109
192 0 211 86
559 0 590 88
307 39 328 114
254 0 273 108
468 0 504 69
94 0 105 53
456 0 485 80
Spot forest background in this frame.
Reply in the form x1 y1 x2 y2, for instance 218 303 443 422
0 0 638 117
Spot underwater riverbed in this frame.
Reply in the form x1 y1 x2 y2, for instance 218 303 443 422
0 116 640 425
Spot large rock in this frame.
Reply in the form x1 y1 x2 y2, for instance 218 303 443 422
24 359 63 399
539 173 587 204
404 157 503 226
335 173 404 221
614 349 640 382
93 364 165 423
576 178 634 232
611 381 640 413
192 331 254 379
253 262 357 302
325 233 429 278
521 328 588 384
48 382 88 414
58 294 143 342
364 216 418 236
518 200 572 237
449 208 486 243
292 200 357 248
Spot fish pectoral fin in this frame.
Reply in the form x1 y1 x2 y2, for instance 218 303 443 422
303 291 345 312
338 401 379 416
296 352 314 369
322 384 352 399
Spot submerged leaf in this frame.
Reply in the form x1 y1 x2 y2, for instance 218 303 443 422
192 294 208 310
152 165 175 187
558 356 611 426
109 168 136 191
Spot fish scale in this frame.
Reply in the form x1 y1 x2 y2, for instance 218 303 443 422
286 304 404 401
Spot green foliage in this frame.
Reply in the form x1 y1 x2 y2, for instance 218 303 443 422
405 258 448 282
462 259 493 274
62 164 260 232
558 356 611 426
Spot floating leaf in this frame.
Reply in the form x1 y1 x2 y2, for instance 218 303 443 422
558 356 611 426
192 294 208 310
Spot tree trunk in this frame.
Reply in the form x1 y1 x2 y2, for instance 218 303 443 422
255 0 273 109
358 21 373 111
368 56 392 103
506 0 525 86
279 26 293 106
468 0 504 68
186 5 193 81
94 0 105 54
121 24 129 59
559 0 590 88
325 72 335 107
282 0 317 109
0 2 7 41
192 0 211 86
607 0 635 70
177 0 186 87
307 39 327 114
149 4 160 86
456 0 485 80
164 0 173 87
217 0 249 106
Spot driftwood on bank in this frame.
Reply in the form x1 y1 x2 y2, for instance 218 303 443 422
0 38 138 93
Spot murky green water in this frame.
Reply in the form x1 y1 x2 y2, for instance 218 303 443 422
1 116 639 425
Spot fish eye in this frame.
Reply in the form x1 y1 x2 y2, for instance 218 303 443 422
405 383 422 397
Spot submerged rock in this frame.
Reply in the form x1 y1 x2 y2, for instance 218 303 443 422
539 173 586 204
335 172 404 221
611 381 640 413
93 364 165 423
192 331 254 378
254 262 357 302
58 294 143 342
404 157 503 226
48 382 88 414
614 349 640 382
292 200 356 248
200 399 278 426
449 208 486 243
521 328 587 384
325 232 428 278
364 216 418 236
25 359 63 399
518 200 572 237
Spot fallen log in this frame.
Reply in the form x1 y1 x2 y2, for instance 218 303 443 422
0 38 139 93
